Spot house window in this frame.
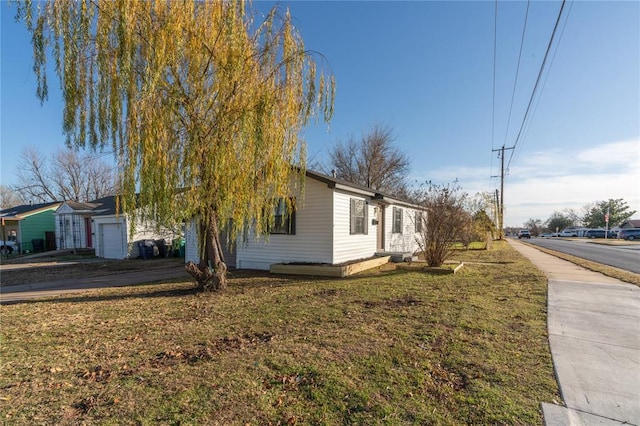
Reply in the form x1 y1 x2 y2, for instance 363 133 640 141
415 211 423 233
350 198 368 235
392 207 403 233
271 198 296 235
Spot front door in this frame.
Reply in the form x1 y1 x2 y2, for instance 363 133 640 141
85 217 92 248
376 206 385 251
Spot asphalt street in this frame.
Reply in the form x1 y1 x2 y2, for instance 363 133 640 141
525 237 640 274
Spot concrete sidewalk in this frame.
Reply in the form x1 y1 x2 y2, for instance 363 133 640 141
508 239 640 426
0 264 189 304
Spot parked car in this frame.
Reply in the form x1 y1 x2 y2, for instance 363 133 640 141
0 239 19 254
518 229 531 239
558 230 578 237
540 233 554 238
617 229 640 241
584 229 615 239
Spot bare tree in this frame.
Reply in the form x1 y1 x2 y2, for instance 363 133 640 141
15 147 58 202
563 208 584 227
327 124 410 195
14 146 116 203
524 218 543 236
413 182 470 267
0 185 26 209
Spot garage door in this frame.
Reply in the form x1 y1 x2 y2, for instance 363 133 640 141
101 223 124 259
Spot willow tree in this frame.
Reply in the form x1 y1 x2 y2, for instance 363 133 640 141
17 0 334 290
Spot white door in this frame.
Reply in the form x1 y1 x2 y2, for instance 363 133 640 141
101 223 124 259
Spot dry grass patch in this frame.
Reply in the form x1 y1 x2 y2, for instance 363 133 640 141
0 241 559 424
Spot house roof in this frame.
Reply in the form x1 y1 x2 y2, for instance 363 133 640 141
59 196 118 216
51 171 421 218
0 201 63 219
62 201 100 211
620 219 640 228
305 169 421 209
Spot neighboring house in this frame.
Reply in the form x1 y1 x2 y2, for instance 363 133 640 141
619 219 640 229
185 170 424 270
55 196 180 259
0 202 62 253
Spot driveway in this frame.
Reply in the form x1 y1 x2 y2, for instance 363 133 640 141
0 261 189 304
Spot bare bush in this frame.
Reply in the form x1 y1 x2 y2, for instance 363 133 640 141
413 182 470 267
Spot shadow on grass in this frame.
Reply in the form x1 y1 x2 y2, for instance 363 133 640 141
2 266 429 306
1 270 331 306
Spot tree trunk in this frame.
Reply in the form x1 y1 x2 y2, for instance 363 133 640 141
185 208 228 291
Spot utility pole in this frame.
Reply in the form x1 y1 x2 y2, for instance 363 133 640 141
492 145 514 239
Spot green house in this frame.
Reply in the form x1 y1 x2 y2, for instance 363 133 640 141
0 202 62 253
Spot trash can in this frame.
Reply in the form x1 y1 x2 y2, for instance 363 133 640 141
32 238 45 252
179 239 185 258
138 241 148 259
137 240 155 259
155 239 167 257
146 244 155 259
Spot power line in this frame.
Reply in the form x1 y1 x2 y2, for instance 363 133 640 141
489 0 498 186
508 0 574 171
506 0 567 170
502 0 530 148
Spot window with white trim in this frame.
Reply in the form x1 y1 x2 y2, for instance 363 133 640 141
271 198 296 235
350 198 368 235
392 207 403 233
415 211 423 233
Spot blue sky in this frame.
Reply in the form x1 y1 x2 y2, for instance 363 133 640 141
1 1 639 227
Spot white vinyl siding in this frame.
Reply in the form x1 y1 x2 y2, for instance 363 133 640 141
235 178 333 270
384 205 422 254
184 220 199 264
55 212 90 250
333 191 377 264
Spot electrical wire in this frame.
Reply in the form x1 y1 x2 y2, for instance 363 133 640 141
506 0 567 170
490 0 498 186
508 0 574 170
502 0 530 148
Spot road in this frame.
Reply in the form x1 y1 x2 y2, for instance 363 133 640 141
524 237 640 274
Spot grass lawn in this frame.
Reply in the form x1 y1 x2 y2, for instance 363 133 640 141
0 241 559 424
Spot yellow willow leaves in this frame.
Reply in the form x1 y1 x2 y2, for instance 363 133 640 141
19 0 334 243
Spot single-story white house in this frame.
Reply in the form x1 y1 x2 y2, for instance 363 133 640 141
55 196 181 259
185 170 424 270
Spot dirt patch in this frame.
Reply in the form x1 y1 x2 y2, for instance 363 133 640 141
152 333 275 367
359 295 422 309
